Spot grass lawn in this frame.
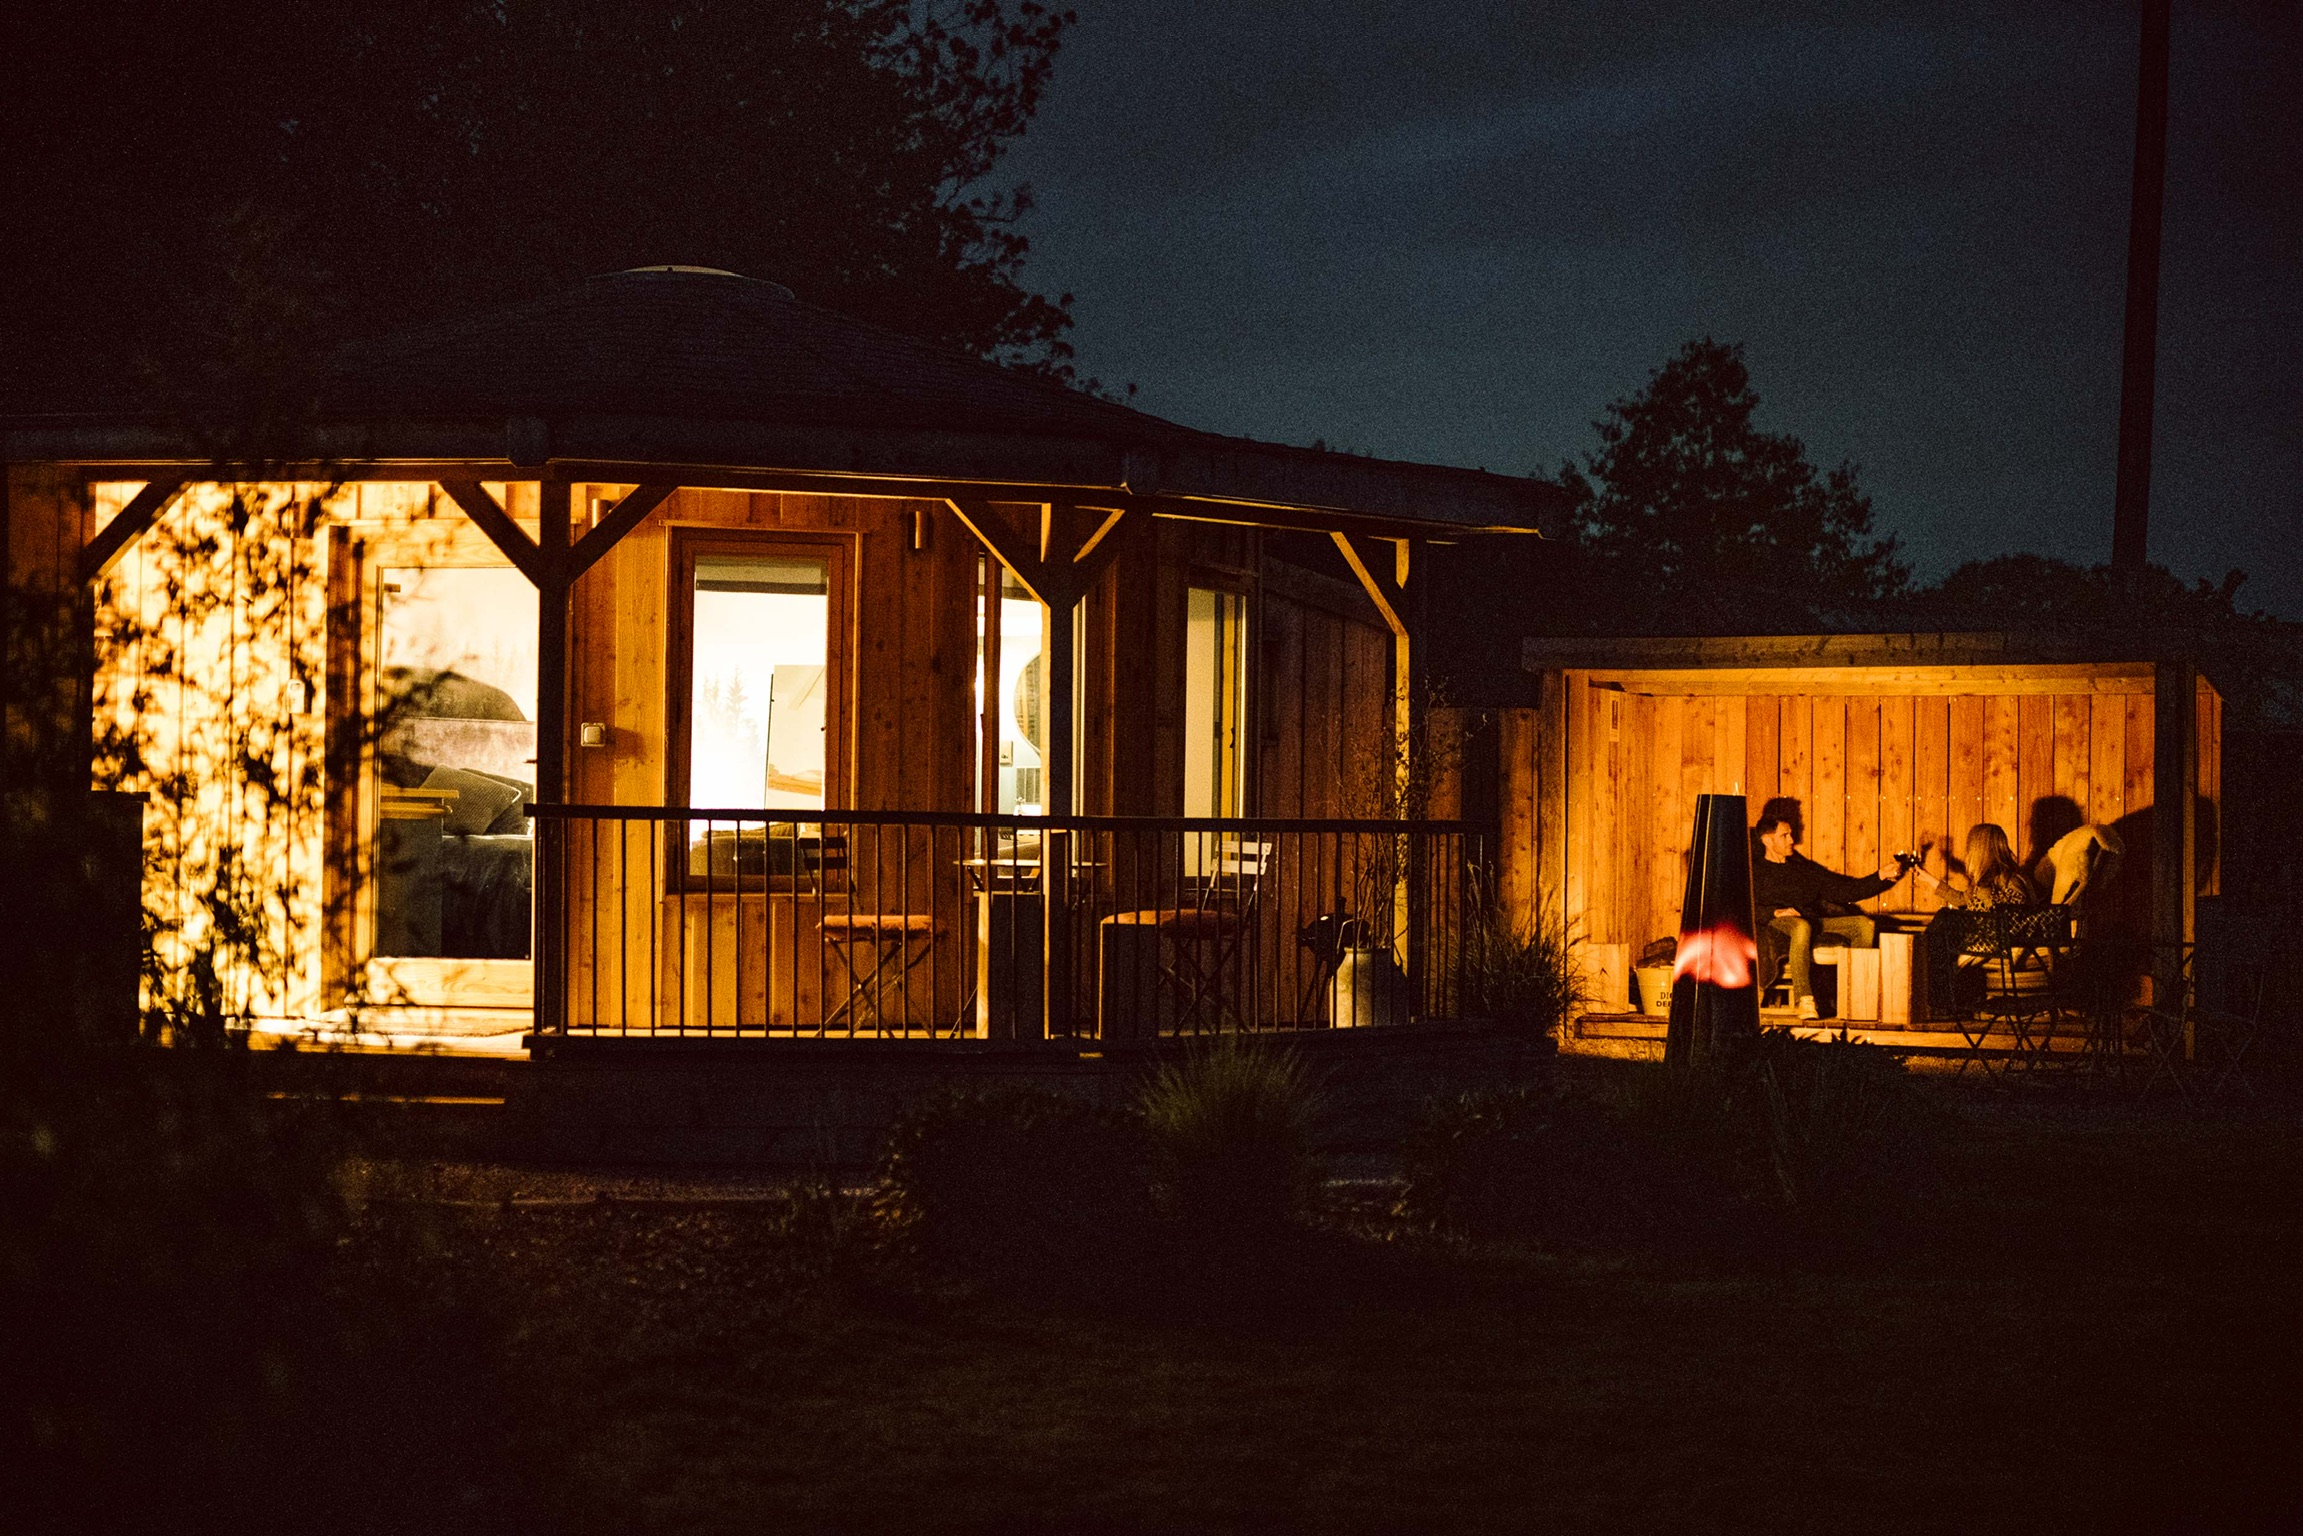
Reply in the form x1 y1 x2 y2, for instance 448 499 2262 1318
411 1090 2303 1534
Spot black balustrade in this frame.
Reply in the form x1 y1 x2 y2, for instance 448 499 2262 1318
527 806 1488 1039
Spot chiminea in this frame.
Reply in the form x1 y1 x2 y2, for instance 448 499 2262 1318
1664 793 1760 1066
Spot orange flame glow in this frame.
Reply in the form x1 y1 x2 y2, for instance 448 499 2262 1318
1672 922 1758 989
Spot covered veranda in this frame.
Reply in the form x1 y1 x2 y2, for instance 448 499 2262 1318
4 267 1560 1050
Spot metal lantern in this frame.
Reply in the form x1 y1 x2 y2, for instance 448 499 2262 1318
1665 793 1761 1066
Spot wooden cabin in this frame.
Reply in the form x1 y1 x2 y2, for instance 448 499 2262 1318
2 267 1558 1052
1499 634 2223 1056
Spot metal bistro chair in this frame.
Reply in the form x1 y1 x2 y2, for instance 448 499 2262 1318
1103 835 1272 1034
817 829 943 1033
2197 956 2270 1100
2134 938 2270 1103
1952 904 2077 1075
2131 941 2199 1103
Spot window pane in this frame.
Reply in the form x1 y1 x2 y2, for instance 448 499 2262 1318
374 567 537 959
996 578 1045 813
1184 587 1247 820
690 552 830 812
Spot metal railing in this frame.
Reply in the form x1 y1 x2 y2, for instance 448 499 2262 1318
530 806 1489 1039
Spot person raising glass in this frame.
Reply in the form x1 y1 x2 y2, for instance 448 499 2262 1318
1752 808 1916 1019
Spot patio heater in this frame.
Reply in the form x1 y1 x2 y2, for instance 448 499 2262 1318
1665 793 1761 1067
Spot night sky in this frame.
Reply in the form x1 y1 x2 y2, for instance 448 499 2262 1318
998 2 2302 617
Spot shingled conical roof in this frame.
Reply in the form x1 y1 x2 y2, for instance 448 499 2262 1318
7 266 1561 532
326 267 1190 443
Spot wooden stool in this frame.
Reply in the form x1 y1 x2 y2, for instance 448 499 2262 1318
1809 945 1880 1020
1878 932 1914 1025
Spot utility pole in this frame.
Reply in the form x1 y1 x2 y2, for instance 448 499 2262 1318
2111 0 2172 575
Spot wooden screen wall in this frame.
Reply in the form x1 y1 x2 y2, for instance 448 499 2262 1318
1256 561 1394 821
1087 519 1397 822
89 482 351 1020
1550 676 2221 957
1081 516 1188 816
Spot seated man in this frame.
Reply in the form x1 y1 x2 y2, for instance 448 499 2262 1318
1753 811 1914 1018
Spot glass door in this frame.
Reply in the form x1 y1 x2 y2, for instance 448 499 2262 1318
367 560 539 1008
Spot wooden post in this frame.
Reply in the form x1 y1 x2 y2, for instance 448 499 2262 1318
534 476 572 1038
1400 538 1428 1013
2151 659 2196 1049
943 498 1144 1041
1537 667 1570 933
1045 588 1075 818
1041 600 1076 1039
979 554 1002 815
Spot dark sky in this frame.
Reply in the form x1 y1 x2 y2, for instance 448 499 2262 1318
998 2 2302 617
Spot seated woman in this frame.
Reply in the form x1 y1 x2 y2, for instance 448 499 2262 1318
1913 822 2037 1018
1913 822 2035 911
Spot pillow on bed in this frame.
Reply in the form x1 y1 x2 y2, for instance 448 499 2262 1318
421 766 524 836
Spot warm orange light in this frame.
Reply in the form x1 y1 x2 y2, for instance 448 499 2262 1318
1672 922 1757 989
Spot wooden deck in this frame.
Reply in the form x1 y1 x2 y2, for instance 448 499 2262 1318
1566 1008 2123 1068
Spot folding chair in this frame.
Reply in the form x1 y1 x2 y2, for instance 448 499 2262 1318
1952 905 2075 1075
2196 959 2268 1100
2131 942 2199 1103
1996 905 2078 1072
1102 836 1270 1034
816 831 943 1033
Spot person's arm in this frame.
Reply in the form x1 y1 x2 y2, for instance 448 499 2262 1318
1814 862 1898 905
1912 863 1969 898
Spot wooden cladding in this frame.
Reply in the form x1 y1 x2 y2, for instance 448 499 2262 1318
1507 670 2222 962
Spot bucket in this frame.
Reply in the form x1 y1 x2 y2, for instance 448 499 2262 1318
1633 965 1675 1018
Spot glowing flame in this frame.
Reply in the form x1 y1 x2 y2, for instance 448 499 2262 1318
1673 922 1757 989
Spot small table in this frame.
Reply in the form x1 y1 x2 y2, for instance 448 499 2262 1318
961 847 1104 1038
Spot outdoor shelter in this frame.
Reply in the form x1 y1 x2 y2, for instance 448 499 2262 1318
2 266 1559 1053
1497 633 2224 1055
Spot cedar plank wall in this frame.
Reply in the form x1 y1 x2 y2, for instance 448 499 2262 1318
1508 673 2220 960
567 488 973 1029
1253 547 1397 1020
569 488 972 813
79 482 339 1019
1253 550 1394 822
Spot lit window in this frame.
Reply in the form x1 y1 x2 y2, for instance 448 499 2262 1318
687 551 830 811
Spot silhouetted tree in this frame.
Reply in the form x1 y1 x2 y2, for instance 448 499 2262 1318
1 0 1078 403
1911 554 2302 730
1553 338 1908 635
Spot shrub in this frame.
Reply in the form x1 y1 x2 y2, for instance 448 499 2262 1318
1594 1032 1931 1258
1742 1030 1934 1251
1456 888 1586 1041
873 1087 1155 1287
1139 1040 1325 1247
1400 1034 1933 1261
